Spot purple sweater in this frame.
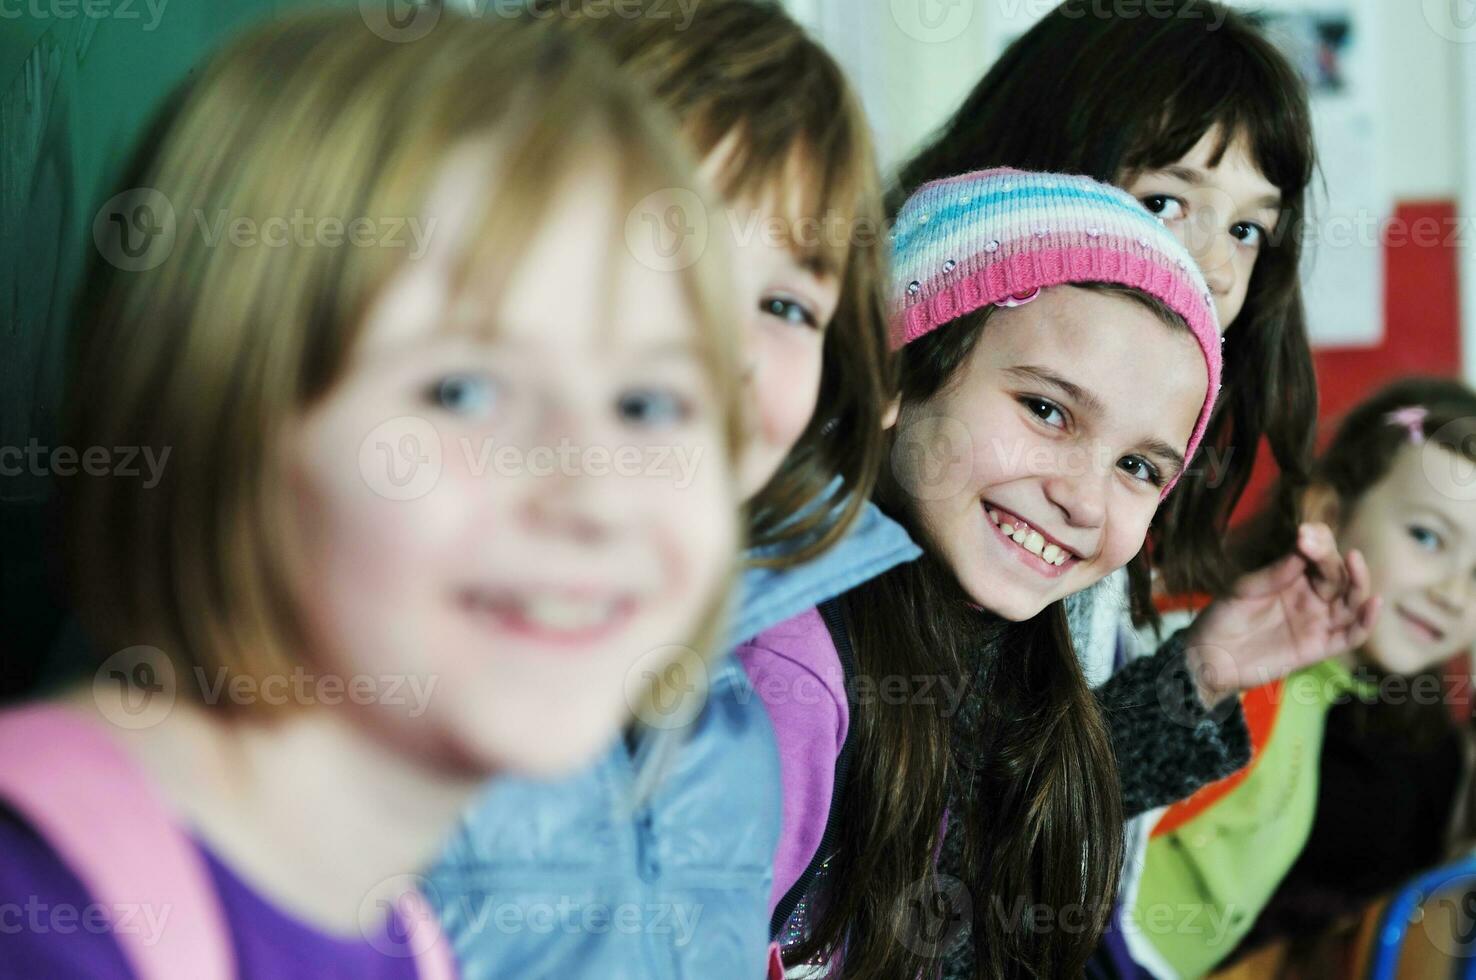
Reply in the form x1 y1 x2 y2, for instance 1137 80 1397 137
734 606 847 914
0 804 425 978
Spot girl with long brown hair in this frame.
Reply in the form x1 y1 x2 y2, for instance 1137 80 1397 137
891 4 1376 973
743 167 1231 978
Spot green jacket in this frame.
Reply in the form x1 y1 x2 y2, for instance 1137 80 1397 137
1131 659 1368 978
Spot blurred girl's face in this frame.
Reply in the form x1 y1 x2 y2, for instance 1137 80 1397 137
1332 444 1476 676
1120 126 1281 330
289 156 737 777
702 137 842 499
891 286 1207 622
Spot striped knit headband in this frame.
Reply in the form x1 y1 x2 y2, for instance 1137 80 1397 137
889 167 1223 496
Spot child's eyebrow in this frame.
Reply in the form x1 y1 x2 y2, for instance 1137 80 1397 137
1004 365 1105 416
1139 438 1187 479
1408 505 1457 531
1154 165 1281 211
789 242 841 280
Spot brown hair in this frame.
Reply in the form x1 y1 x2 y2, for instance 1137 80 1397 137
794 280 1193 978
546 0 895 565
63 9 744 713
892 0 1318 615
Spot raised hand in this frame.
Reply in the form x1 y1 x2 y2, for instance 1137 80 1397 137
1183 523 1381 708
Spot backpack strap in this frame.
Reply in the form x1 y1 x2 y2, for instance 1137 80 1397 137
396 887 459 980
0 703 235 980
0 704 460 980
768 597 859 943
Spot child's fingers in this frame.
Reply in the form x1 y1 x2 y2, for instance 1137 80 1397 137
1298 523 1348 603
1332 595 1382 654
1235 551 1307 599
1343 549 1372 611
1358 594 1382 633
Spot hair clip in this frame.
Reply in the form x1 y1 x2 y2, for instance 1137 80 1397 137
1385 405 1428 445
996 287 1040 308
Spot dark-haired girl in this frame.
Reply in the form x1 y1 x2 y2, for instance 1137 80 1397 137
892 4 1357 973
743 168 1368 979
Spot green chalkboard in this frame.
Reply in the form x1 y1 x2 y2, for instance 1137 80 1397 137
0 0 338 695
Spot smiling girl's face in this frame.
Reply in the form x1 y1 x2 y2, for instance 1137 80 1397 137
891 285 1208 622
1327 444 1476 676
725 187 841 497
700 135 843 499
1121 125 1282 331
287 156 737 777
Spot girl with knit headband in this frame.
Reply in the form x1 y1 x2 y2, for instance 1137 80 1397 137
740 168 1374 979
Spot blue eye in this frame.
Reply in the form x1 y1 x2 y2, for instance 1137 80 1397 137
1118 455 1164 487
617 388 690 428
1021 396 1067 429
429 374 498 418
762 296 818 329
1232 221 1266 248
1410 525 1444 552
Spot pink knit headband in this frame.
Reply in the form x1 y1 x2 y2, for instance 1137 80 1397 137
889 168 1223 496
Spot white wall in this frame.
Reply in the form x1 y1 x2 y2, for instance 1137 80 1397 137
785 0 1467 353
785 0 1461 197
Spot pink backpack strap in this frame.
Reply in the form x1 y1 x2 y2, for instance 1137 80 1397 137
0 704 459 980
395 888 459 980
0 703 235 980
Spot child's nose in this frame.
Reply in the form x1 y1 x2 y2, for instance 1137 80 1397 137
1192 233 1236 300
525 468 620 544
1041 470 1107 530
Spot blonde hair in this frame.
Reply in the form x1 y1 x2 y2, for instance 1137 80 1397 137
548 0 895 564
65 9 743 713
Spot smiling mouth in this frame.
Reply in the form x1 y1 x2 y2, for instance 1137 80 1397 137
983 502 1082 573
458 588 638 646
1395 605 1447 644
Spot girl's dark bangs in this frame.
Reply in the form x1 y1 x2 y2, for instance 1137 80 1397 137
1126 29 1314 196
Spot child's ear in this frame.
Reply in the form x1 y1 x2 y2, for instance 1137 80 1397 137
1299 483 1342 531
882 396 901 431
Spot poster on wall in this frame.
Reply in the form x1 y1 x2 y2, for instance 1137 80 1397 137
1245 1 1386 348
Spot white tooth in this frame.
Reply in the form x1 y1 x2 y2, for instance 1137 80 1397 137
1042 544 1062 563
524 595 612 630
1024 531 1046 555
999 523 1015 536
1052 554 1067 566
987 509 1000 522
1011 528 1029 544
